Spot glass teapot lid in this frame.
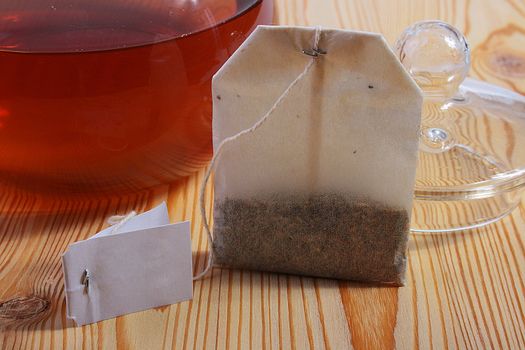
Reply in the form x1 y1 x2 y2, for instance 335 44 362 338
395 21 525 232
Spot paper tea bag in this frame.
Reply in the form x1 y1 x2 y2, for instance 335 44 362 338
208 26 422 285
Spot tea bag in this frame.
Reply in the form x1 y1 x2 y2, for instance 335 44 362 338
202 26 422 285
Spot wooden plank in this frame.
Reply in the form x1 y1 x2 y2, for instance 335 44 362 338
1 0 525 349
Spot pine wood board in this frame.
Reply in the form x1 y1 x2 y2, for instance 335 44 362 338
1 0 525 349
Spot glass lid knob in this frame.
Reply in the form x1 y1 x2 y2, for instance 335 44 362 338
395 21 470 99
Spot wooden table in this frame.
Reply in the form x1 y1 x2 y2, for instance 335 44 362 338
1 0 525 349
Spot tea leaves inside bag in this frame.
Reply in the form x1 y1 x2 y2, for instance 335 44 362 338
213 193 409 285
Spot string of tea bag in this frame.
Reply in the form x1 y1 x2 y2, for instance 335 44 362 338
194 26 324 280
107 211 137 233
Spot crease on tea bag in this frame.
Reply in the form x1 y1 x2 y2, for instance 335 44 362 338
197 25 422 285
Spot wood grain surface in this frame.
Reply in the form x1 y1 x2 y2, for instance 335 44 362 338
1 0 525 349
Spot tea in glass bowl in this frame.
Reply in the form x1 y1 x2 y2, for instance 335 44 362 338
0 0 272 194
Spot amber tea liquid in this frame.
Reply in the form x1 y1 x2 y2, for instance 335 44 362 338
0 0 272 194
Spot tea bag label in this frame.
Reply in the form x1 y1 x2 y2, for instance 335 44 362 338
62 203 193 326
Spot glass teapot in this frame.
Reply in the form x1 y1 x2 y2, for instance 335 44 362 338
0 0 272 194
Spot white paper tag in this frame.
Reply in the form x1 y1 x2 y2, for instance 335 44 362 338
62 202 193 326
